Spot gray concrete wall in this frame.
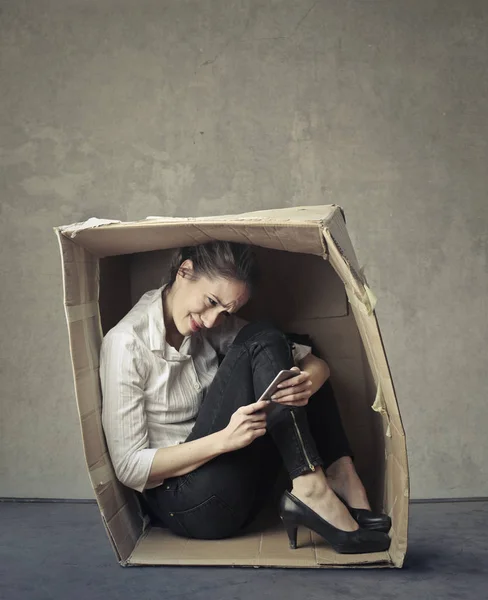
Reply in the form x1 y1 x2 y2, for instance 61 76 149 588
1 0 487 500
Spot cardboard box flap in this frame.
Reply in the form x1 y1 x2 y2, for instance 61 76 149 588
321 224 409 568
59 205 338 235
56 231 145 562
55 205 344 258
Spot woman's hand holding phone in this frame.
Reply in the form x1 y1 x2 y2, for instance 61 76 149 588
220 400 269 452
268 366 313 407
220 366 313 452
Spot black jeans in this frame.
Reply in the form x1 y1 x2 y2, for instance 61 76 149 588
143 321 352 540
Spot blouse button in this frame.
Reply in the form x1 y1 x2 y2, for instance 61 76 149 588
195 382 202 391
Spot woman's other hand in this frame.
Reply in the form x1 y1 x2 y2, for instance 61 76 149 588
270 366 313 407
220 400 268 452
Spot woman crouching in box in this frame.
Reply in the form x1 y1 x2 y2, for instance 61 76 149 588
100 241 391 553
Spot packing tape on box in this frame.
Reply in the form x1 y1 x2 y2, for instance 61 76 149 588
371 380 392 438
66 301 99 323
345 283 377 316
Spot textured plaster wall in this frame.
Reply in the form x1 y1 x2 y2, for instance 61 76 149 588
1 0 487 499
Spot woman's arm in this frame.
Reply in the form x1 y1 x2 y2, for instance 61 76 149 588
298 353 330 395
148 357 330 483
147 433 223 483
102 331 269 490
147 399 269 484
100 332 157 493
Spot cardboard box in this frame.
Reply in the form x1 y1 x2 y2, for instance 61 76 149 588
55 205 409 568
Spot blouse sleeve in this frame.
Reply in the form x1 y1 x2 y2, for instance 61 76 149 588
289 340 312 364
206 315 312 365
100 331 159 493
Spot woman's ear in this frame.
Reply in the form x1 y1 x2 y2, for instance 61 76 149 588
178 259 194 280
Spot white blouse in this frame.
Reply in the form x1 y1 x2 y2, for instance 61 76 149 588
100 287 311 493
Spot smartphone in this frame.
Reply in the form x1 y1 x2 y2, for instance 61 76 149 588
258 369 298 413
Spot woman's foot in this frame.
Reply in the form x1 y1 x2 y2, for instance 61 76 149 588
291 469 359 532
280 490 391 553
325 456 371 510
326 456 392 533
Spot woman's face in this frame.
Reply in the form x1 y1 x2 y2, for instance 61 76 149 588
169 260 250 337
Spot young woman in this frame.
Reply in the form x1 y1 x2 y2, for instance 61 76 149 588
100 241 391 554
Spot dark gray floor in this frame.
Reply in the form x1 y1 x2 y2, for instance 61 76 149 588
1 501 487 600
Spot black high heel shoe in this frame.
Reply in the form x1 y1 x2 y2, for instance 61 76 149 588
337 495 392 533
279 491 391 554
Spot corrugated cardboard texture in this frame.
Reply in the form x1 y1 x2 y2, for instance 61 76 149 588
56 205 408 568
128 523 390 567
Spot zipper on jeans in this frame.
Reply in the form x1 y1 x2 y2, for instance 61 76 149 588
290 410 315 472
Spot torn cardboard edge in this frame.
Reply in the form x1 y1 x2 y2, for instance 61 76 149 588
55 220 329 259
56 205 340 238
54 205 337 259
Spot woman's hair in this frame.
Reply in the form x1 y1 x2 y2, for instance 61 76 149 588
164 241 260 295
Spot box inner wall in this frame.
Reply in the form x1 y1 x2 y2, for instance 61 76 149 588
98 247 386 566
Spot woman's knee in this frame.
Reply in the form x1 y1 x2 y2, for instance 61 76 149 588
234 320 289 349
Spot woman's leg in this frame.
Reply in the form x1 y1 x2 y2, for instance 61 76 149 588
190 320 324 477
305 381 353 470
285 332 371 511
305 381 371 510
143 437 279 539
145 321 357 538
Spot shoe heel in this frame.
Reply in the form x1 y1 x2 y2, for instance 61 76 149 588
281 518 298 549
